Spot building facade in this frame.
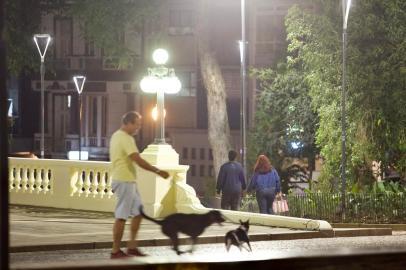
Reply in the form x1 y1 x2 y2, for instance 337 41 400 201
9 0 310 194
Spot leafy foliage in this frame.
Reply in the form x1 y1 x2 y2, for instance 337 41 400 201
248 49 318 187
4 0 159 74
69 0 160 69
251 0 406 191
4 0 43 75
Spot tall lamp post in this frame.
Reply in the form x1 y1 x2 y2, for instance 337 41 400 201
33 34 51 158
73 76 86 160
341 0 352 216
239 0 248 180
140 49 181 144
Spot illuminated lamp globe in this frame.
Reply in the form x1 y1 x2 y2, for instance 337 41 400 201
140 76 158 93
152 48 169 65
164 76 182 94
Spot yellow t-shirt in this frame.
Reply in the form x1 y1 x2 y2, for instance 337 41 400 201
109 129 139 182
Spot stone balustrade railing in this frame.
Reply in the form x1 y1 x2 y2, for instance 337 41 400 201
9 158 116 212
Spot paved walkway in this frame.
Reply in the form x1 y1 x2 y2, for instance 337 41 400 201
10 205 392 252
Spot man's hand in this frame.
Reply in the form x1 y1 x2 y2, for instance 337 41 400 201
157 170 170 179
130 153 170 179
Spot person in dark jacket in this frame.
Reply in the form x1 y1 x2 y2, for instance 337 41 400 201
248 155 281 214
216 150 246 210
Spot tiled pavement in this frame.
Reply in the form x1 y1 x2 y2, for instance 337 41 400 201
9 205 393 252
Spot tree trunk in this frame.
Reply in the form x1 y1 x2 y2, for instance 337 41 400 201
197 0 232 177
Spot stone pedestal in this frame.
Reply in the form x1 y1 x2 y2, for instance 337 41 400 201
137 143 189 217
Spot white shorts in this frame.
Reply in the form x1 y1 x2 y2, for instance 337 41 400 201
112 181 143 220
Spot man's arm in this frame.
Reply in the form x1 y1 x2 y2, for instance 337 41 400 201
129 152 169 179
216 165 224 194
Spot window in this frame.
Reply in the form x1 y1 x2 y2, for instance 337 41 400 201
209 165 214 177
169 10 194 27
199 165 205 177
200 148 205 160
191 148 196 160
84 38 95 56
86 95 107 146
176 72 196 96
190 165 196 177
182 147 188 159
55 17 72 58
209 149 213 160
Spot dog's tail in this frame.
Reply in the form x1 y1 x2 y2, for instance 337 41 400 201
139 206 163 225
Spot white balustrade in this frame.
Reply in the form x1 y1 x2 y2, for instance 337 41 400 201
8 157 333 230
9 158 116 212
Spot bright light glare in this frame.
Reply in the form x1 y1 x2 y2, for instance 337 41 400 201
164 76 182 94
152 49 169 65
140 75 181 94
68 151 89 160
238 40 244 63
140 76 159 93
291 142 302 149
344 0 352 29
7 99 13 117
151 105 166 121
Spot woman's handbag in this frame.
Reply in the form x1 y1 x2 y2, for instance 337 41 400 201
272 197 289 214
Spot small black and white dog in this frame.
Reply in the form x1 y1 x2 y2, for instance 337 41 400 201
224 219 252 252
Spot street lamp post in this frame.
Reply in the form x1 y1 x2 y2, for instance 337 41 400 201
341 0 352 217
140 49 181 144
33 34 51 158
73 76 86 160
239 0 248 180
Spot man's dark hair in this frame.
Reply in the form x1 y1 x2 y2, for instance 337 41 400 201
228 150 237 161
122 111 141 125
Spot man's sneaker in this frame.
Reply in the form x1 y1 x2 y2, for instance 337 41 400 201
127 247 148 257
110 249 130 259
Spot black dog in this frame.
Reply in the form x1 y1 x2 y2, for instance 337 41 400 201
225 219 252 252
140 207 225 255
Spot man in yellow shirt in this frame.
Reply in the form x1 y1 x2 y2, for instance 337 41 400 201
110 111 169 259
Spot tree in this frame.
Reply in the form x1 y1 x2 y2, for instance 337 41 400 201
251 0 406 191
284 1 406 189
4 0 43 75
249 63 318 190
69 0 159 69
197 0 232 177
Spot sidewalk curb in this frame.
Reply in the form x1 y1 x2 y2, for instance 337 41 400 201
333 223 406 231
10 228 391 253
